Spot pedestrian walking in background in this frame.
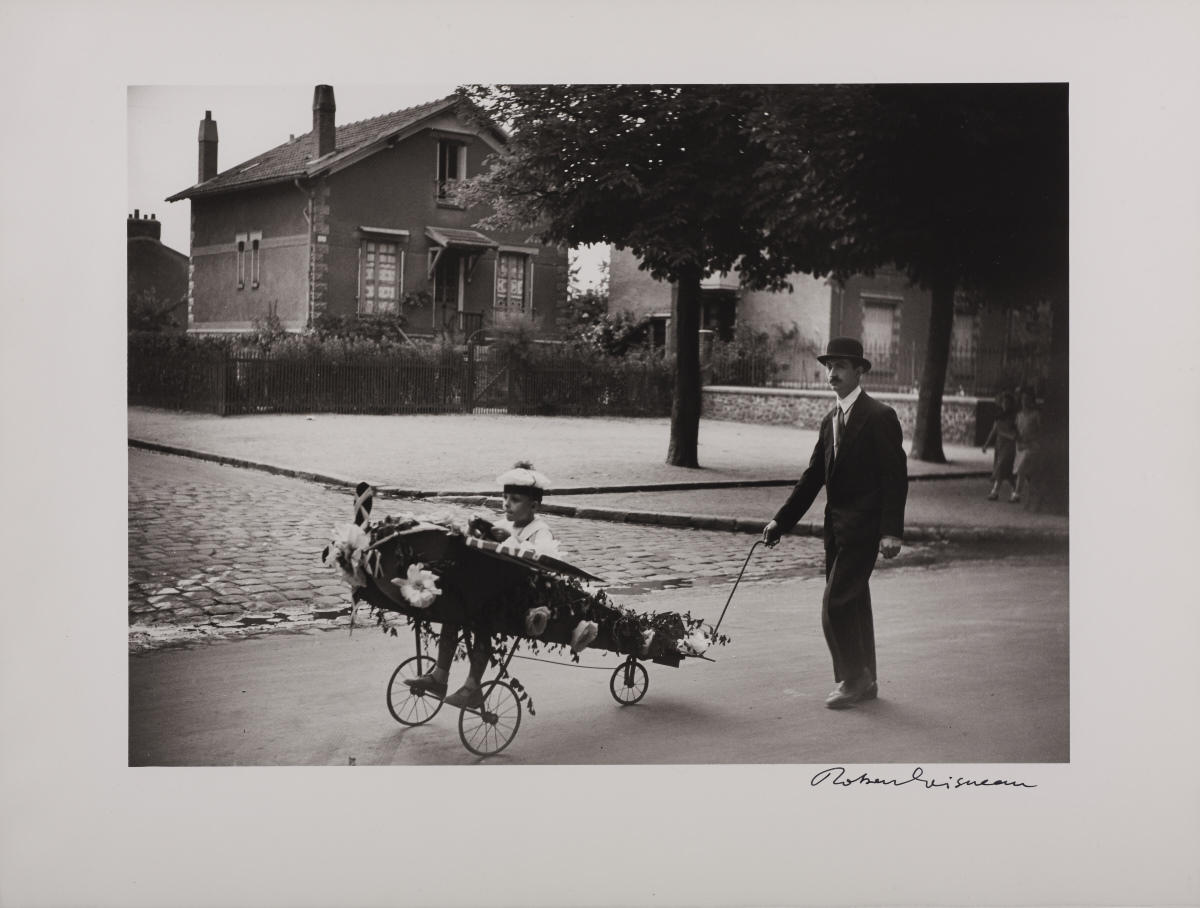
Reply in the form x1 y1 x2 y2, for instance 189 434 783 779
1014 389 1043 506
982 391 1019 501
761 337 909 710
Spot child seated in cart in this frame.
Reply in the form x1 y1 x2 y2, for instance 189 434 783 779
405 462 556 709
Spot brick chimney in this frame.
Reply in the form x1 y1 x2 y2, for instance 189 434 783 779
198 110 218 182
313 85 336 158
127 210 162 241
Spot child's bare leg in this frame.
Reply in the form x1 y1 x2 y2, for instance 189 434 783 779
429 623 459 683
445 634 492 708
464 635 493 688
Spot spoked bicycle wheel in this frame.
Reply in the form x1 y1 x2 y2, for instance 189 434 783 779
610 659 649 705
457 680 522 757
386 655 444 726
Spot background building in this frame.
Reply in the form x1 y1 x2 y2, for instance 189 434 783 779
127 209 188 332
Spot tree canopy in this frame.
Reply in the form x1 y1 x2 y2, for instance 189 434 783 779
460 84 814 465
460 83 1068 469
748 83 1068 461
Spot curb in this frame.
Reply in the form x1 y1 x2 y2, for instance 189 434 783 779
374 468 989 497
429 494 1069 545
130 439 1063 545
129 439 364 489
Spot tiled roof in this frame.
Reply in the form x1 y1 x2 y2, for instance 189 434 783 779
167 95 479 201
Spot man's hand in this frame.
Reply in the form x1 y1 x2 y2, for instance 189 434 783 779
762 520 782 547
880 535 902 559
489 527 512 542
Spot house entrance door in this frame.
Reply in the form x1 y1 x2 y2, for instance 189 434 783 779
433 252 464 333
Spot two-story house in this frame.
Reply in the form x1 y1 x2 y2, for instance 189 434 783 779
167 86 568 338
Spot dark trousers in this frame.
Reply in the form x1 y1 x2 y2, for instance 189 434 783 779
435 623 491 680
822 538 880 683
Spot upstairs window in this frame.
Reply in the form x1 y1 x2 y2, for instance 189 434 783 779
235 233 247 289
494 252 530 311
359 240 403 314
436 139 466 203
249 231 262 290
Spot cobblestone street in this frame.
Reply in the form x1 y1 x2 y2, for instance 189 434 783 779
128 449 844 651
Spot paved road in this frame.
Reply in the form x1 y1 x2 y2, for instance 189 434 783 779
128 447 1068 765
129 449 848 650
129 558 1069 765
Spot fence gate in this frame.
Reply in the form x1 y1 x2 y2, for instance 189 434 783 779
465 343 509 414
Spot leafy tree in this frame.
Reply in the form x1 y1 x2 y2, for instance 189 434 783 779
751 84 1068 465
460 83 1066 491
459 84 801 467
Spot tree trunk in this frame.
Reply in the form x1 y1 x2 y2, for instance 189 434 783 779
910 274 956 463
667 264 702 467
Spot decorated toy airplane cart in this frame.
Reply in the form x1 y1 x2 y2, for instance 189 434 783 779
322 483 743 757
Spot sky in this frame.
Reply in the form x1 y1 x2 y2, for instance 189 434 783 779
127 84 608 288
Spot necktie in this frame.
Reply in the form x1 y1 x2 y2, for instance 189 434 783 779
836 405 846 457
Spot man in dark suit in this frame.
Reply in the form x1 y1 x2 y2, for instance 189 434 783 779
762 337 908 709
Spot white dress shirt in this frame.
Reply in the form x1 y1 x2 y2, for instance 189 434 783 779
832 385 863 454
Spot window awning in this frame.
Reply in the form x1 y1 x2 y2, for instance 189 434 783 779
425 226 499 251
358 226 411 238
426 227 499 280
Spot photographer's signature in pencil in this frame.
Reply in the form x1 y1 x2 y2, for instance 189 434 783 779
811 766 1037 790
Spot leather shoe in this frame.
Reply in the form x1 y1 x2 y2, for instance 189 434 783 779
444 684 485 710
825 669 875 709
403 673 447 698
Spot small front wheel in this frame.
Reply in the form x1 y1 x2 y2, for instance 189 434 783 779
457 680 522 757
386 655 443 726
610 659 649 705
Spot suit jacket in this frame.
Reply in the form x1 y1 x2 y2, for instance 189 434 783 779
773 392 908 545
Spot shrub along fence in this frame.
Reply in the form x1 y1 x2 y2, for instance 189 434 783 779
128 335 672 417
706 336 1049 398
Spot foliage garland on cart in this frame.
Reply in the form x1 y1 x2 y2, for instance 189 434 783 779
321 507 730 714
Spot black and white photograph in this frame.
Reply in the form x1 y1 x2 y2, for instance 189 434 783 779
125 80 1070 766
4 2 1199 906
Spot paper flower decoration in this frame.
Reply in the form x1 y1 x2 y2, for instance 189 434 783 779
676 628 711 656
571 620 599 654
639 629 656 657
392 562 442 609
525 606 552 637
323 522 373 588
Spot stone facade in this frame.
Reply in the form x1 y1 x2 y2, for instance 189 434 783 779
310 179 331 321
702 386 982 445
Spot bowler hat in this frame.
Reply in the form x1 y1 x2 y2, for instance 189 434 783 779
817 337 872 372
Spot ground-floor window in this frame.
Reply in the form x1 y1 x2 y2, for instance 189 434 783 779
862 298 899 371
359 240 403 314
494 252 529 311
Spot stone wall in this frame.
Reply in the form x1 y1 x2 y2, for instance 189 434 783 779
702 386 983 445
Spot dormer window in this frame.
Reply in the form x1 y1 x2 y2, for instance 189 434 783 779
436 139 466 205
